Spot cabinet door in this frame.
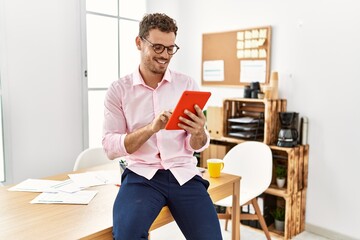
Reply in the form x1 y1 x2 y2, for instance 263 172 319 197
200 144 227 168
207 106 224 138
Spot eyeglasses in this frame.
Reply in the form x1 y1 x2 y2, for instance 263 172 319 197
141 37 180 55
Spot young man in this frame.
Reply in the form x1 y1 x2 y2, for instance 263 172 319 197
102 13 222 240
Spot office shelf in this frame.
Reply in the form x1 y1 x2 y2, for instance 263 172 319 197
223 98 287 145
202 98 309 240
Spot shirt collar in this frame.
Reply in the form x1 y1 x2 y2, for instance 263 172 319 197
133 67 172 86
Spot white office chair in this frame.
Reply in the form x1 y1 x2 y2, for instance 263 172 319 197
73 147 111 171
215 141 272 240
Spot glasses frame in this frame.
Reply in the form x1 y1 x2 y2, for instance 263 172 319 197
141 37 180 55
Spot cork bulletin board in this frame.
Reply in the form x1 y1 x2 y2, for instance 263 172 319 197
201 26 272 87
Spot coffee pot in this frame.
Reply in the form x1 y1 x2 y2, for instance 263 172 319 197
277 112 299 147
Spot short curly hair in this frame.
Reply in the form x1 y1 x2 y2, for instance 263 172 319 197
138 13 178 39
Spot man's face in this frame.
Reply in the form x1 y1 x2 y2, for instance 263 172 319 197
139 29 177 75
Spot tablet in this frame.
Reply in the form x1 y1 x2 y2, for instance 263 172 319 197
165 90 211 130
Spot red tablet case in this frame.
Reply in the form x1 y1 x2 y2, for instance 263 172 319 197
165 91 211 130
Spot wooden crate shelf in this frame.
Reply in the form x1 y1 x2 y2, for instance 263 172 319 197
202 98 309 240
223 98 287 145
269 145 309 196
271 188 308 239
265 145 309 239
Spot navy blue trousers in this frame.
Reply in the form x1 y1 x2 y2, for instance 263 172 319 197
112 169 222 240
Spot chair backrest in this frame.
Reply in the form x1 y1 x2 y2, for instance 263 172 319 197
222 141 273 205
73 147 111 171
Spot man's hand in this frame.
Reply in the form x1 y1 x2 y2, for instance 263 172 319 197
178 105 207 149
150 110 173 133
124 110 172 154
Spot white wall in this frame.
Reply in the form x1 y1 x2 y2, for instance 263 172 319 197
150 0 360 239
0 0 84 184
1 0 360 239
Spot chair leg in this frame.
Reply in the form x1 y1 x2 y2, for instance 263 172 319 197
224 207 231 231
251 198 271 240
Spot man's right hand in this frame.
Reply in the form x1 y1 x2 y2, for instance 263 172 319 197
124 110 172 154
151 111 172 133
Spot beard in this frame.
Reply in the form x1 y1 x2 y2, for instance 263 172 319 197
144 55 168 75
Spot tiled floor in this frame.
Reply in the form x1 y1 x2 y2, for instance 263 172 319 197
150 220 331 240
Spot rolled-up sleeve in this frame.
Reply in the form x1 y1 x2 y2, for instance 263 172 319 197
102 83 129 159
184 129 210 153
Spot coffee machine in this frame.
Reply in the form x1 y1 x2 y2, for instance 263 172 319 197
277 112 299 147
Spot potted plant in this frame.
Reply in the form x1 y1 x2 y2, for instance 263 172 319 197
271 207 285 232
275 165 287 188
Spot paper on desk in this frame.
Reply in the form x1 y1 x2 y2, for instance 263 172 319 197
30 190 98 205
8 179 62 192
100 170 121 185
48 179 84 193
68 170 121 188
8 178 84 193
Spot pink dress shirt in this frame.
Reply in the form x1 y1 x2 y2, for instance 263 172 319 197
102 68 210 185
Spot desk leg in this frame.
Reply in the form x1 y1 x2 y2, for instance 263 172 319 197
232 180 240 240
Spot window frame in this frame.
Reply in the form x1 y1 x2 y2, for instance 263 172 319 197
80 0 146 149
